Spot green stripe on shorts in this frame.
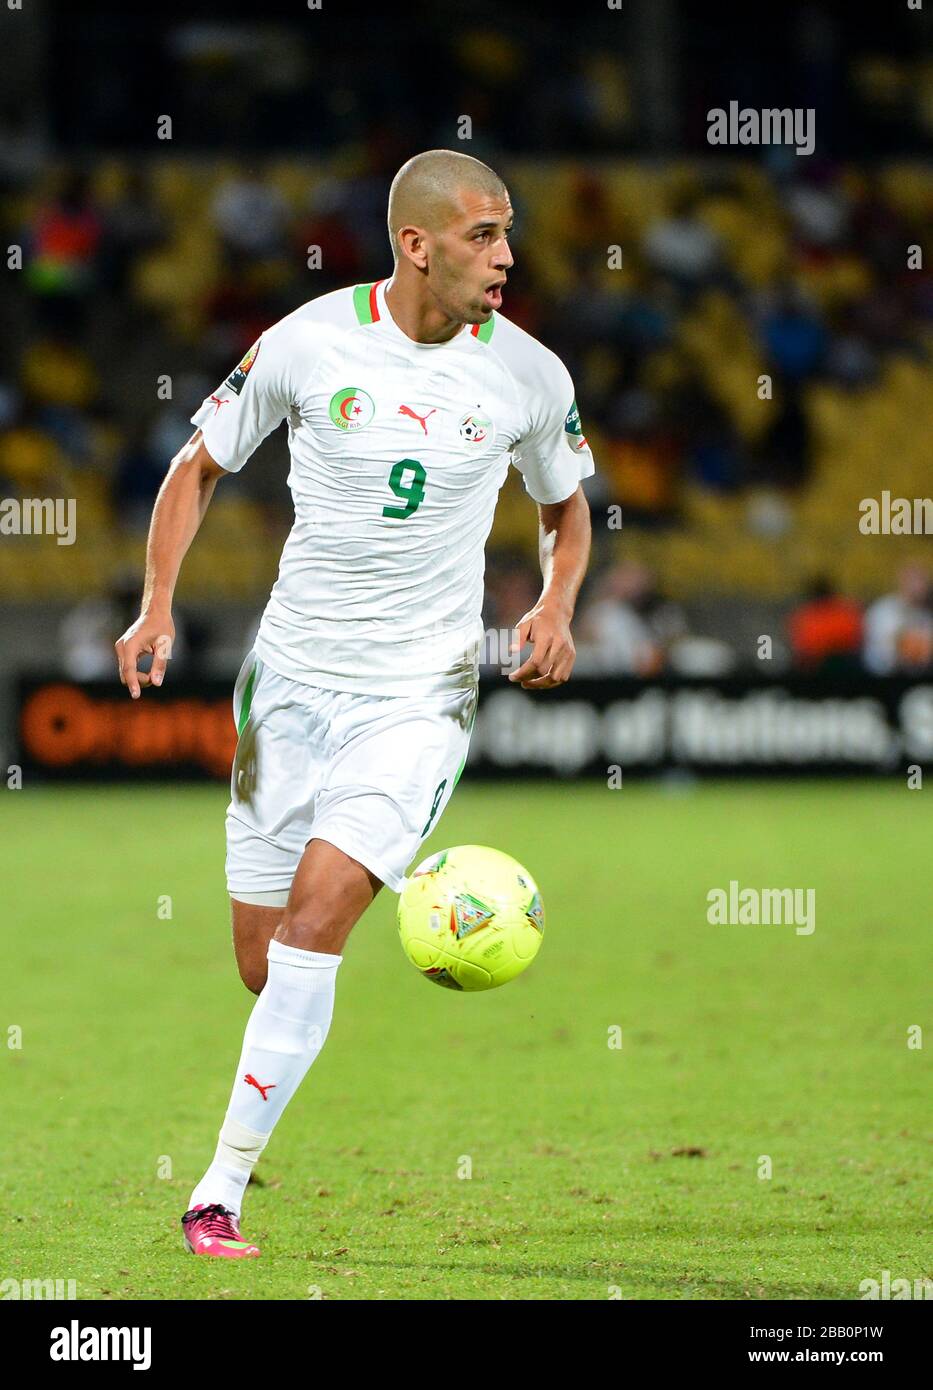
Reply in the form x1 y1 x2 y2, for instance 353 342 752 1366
452 693 479 789
236 663 257 737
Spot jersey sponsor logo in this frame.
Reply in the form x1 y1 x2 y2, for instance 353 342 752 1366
564 398 588 452
459 409 492 444
329 386 375 431
398 403 437 435
209 394 229 413
225 340 261 395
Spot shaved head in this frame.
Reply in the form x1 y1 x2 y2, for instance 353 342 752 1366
382 149 514 338
387 149 507 263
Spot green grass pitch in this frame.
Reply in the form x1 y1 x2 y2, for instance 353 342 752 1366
2 780 929 1300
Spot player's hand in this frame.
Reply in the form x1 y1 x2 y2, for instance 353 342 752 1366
507 600 575 690
115 611 175 699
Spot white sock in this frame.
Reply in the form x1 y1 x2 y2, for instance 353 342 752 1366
188 940 342 1217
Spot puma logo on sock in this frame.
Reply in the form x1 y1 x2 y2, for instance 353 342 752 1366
243 1073 276 1101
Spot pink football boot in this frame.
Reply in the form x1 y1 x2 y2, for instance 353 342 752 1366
181 1203 260 1258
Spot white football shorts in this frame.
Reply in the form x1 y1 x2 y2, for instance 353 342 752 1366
225 653 478 904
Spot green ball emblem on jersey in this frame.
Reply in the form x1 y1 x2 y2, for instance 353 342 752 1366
329 387 375 431
458 411 492 444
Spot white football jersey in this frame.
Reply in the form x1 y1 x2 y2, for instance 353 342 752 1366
191 277 595 695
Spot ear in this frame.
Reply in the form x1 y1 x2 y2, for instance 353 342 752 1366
396 225 429 270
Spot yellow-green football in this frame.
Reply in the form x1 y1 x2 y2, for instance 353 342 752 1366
397 845 545 991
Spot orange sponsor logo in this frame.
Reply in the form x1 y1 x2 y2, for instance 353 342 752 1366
20 684 236 777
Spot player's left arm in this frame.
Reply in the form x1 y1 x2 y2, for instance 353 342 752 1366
508 485 591 690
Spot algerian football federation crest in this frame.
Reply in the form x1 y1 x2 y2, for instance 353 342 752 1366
226 340 261 395
329 387 375 432
564 398 588 452
459 410 492 444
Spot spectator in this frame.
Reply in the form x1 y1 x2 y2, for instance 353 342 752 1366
100 169 167 296
58 576 217 681
642 192 721 291
481 560 540 673
60 575 187 681
600 388 683 525
786 577 863 673
758 283 827 382
751 378 812 490
26 173 102 331
576 562 687 676
113 426 170 529
294 180 364 291
863 565 933 675
211 175 288 259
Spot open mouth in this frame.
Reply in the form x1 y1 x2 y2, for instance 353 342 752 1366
484 281 505 308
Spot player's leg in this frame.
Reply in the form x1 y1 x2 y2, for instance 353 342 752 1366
184 675 474 1255
194 685 474 1230
231 899 280 995
184 660 341 1253
186 839 380 1250
231 839 383 993
277 838 383 951
306 681 479 901
223 652 338 994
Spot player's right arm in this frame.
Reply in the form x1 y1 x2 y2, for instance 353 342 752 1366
116 318 303 697
115 430 226 698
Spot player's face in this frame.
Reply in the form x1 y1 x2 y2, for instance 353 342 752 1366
429 189 514 324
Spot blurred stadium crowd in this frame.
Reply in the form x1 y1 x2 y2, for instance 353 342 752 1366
2 3 932 680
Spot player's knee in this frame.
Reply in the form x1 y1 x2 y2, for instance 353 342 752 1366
278 901 345 954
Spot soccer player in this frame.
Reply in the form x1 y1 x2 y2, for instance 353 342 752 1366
115 149 594 1258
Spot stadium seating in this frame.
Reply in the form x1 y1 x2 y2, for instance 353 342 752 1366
4 158 932 605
